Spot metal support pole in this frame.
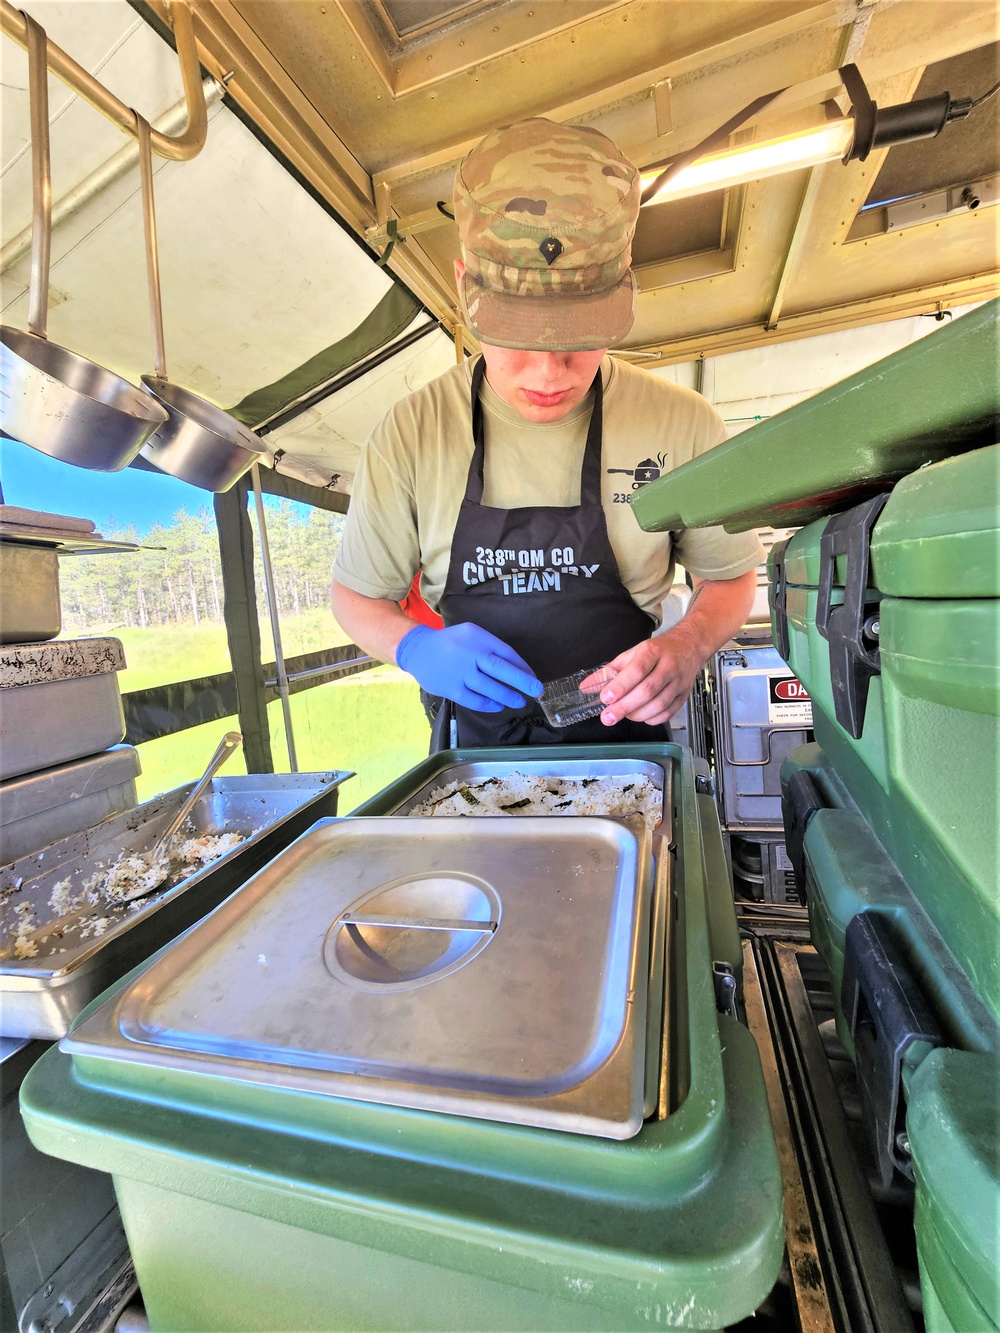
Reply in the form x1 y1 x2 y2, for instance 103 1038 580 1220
213 484 273 774
250 463 298 771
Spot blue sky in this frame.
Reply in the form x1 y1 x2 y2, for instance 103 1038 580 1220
0 436 212 536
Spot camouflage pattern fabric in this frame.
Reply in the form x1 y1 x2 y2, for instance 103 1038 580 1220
453 117 641 350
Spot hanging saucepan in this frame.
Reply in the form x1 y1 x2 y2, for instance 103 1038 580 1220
0 14 168 470
134 116 265 493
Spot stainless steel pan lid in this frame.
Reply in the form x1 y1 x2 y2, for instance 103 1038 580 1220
0 17 168 471
134 115 264 493
62 815 652 1139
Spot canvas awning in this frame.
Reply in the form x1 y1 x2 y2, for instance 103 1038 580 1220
0 0 455 495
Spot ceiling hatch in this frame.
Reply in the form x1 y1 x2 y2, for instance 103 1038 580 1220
630 184 745 293
372 0 499 42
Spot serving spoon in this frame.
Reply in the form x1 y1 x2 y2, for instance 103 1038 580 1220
115 731 243 902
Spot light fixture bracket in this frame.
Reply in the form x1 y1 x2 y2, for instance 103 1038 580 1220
840 63 964 163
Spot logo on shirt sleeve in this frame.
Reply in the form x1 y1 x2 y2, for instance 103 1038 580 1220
607 451 669 489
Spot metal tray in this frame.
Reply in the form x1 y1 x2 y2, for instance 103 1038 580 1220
0 772 352 1039
0 673 127 782
366 755 672 1119
0 746 139 866
384 757 670 825
62 815 652 1139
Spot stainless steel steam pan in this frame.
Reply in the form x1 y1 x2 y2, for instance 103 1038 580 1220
0 745 139 865
0 772 351 1039
369 756 672 1120
62 815 652 1139
383 757 670 826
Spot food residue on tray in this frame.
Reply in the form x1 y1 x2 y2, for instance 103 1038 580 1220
11 901 38 959
2 830 250 964
87 831 245 906
79 916 113 940
408 772 661 829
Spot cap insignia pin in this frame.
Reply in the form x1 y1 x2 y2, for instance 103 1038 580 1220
539 236 563 265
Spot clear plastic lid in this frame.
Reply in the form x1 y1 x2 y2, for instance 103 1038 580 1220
539 664 618 728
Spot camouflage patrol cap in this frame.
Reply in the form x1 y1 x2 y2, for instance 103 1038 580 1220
454 117 640 351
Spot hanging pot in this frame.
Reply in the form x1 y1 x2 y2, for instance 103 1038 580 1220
134 116 265 493
0 14 168 471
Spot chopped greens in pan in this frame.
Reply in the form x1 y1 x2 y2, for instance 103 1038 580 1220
407 772 662 830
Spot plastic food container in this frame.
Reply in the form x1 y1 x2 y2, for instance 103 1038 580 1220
771 446 999 1025
539 663 617 727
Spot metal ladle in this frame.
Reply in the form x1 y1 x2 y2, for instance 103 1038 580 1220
0 13 169 470
120 730 243 902
134 114 266 493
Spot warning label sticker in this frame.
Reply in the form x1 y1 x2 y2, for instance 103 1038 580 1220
767 674 813 727
773 843 794 872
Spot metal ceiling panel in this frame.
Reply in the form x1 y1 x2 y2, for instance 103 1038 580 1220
862 42 1000 207
378 0 493 40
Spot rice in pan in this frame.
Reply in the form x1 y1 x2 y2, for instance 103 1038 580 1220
1 830 251 964
408 772 662 829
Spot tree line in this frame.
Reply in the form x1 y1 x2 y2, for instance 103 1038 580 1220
59 500 345 632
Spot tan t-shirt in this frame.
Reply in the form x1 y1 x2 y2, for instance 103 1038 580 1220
333 356 764 623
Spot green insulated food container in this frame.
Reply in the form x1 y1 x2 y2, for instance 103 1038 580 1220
771 445 1000 1024
21 747 783 1332
631 298 999 534
908 1050 1000 1333
777 746 1000 1333
770 442 999 1333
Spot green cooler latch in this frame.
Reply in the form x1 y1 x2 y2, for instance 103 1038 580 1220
768 536 792 660
816 494 890 738
842 912 944 1189
780 769 827 903
713 961 739 1018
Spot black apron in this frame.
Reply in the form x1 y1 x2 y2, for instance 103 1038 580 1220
438 358 670 748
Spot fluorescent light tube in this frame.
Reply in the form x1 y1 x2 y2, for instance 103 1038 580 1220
641 119 856 206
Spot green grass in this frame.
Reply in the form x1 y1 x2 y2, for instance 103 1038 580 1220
133 666 430 812
104 610 352 692
66 612 430 809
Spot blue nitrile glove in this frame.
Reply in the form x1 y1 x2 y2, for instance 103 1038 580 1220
395 623 543 713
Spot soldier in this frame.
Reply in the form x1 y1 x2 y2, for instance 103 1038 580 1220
331 118 763 747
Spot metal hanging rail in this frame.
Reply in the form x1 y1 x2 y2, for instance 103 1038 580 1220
0 0 208 161
1 76 223 273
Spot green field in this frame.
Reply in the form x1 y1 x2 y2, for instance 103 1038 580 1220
110 608 351 692
132 667 431 811
76 614 431 810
